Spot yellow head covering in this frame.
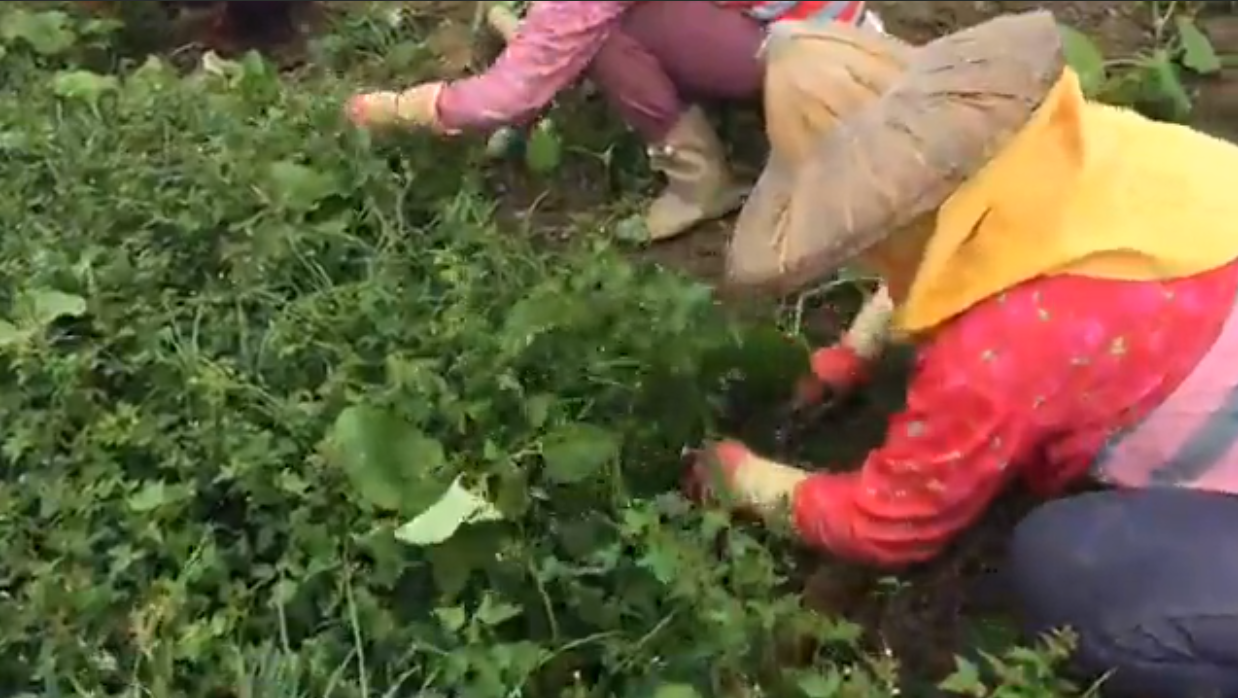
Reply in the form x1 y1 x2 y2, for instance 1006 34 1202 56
903 67 1238 332
726 10 1238 336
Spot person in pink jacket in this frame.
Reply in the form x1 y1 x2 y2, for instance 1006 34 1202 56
346 1 884 241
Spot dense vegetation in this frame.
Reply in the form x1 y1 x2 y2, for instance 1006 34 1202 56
0 4 1176 696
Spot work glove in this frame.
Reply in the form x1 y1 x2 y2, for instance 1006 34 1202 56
682 439 810 523
791 344 870 410
789 286 893 413
346 82 455 134
682 440 749 512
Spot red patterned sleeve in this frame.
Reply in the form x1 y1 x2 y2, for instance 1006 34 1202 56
783 264 1238 568
789 342 1035 568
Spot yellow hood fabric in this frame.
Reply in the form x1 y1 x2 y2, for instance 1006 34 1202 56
897 67 1238 335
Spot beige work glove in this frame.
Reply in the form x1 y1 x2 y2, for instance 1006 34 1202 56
346 82 456 134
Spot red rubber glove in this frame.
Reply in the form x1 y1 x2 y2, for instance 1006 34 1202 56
791 344 870 409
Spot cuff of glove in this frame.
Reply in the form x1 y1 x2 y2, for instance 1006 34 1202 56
689 442 866 558
425 83 461 135
693 441 810 520
394 83 458 134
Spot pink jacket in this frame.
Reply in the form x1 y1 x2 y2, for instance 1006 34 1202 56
436 1 633 133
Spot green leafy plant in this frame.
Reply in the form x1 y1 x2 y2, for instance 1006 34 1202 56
479 1 565 174
1060 2 1222 121
939 631 1090 698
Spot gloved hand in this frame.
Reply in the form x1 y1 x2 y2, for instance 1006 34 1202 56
346 82 455 134
790 344 870 410
682 439 810 521
682 440 750 510
790 285 894 411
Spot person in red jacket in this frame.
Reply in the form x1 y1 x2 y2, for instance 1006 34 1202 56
347 1 883 241
695 13 1238 698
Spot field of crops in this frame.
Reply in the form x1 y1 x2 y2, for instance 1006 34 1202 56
4 2 1228 696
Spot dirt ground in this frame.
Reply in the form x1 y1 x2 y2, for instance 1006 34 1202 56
159 0 1238 686
877 0 1148 47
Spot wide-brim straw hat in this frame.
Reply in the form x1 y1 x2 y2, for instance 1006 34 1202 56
726 10 1065 295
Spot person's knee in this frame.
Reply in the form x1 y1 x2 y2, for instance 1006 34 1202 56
1009 492 1180 643
587 37 681 142
1008 492 1238 697
1008 494 1103 622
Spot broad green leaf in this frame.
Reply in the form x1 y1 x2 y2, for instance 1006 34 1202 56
637 544 680 584
1147 51 1193 122
494 468 530 517
327 405 448 514
0 320 26 348
503 286 576 342
132 55 171 80
426 526 502 599
525 119 561 174
128 481 170 513
1176 16 1221 75
1057 25 1106 96
797 672 843 698
474 593 521 626
78 17 120 39
652 685 702 698
540 422 620 484
126 480 189 513
266 161 338 213
237 51 275 82
523 393 554 428
613 214 650 243
938 656 984 696
17 288 86 327
1 10 76 57
394 476 502 546
434 606 467 633
51 70 119 107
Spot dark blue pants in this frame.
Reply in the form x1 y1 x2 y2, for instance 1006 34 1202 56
1009 489 1238 698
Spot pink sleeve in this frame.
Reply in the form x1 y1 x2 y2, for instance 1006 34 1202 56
436 1 634 133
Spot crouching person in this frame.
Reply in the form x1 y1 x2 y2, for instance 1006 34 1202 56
345 1 884 241
696 12 1238 698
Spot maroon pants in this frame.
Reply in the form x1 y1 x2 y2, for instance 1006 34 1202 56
587 2 766 143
